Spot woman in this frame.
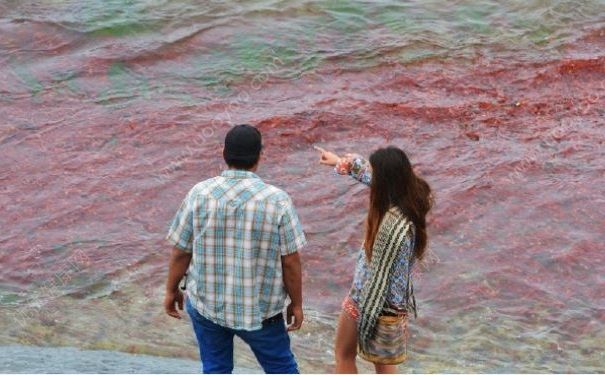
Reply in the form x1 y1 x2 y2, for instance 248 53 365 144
316 146 433 374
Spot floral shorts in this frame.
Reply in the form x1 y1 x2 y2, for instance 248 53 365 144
342 296 408 321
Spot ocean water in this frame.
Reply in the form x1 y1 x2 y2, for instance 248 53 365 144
1 0 604 372
0 344 202 373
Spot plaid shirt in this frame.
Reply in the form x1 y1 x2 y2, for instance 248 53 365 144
166 169 307 330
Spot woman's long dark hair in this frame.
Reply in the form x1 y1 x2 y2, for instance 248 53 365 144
364 146 433 261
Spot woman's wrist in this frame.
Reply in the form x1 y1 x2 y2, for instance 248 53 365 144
335 157 352 175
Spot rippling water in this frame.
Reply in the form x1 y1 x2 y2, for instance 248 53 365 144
1 0 604 372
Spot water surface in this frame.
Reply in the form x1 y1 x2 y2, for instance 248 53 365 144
1 0 604 372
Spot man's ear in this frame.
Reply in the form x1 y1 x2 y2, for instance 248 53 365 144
222 147 228 166
251 151 262 171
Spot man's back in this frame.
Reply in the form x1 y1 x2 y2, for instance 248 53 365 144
164 124 304 374
166 169 306 330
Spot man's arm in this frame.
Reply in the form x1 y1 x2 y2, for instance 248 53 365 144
164 247 192 319
281 251 303 331
277 195 307 331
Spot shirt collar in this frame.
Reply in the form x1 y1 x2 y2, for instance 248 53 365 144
221 169 261 180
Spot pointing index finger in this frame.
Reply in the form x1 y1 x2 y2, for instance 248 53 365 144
313 145 326 154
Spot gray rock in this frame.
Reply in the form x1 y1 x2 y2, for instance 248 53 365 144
0 345 202 373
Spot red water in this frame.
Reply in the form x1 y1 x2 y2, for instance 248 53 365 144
1 14 604 372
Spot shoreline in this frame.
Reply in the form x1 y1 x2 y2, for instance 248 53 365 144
0 344 248 374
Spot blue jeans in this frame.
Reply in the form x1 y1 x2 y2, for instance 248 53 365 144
186 298 299 374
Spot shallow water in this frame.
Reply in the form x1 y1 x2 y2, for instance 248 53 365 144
0 344 202 373
1 0 604 373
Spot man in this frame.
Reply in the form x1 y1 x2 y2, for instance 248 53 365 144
163 124 306 374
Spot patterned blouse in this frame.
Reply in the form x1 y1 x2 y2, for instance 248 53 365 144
336 155 416 313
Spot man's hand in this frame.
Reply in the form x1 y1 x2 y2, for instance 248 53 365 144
164 247 191 320
164 289 185 319
286 302 304 331
282 251 303 332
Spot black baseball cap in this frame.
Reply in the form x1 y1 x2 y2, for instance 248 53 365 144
223 124 262 167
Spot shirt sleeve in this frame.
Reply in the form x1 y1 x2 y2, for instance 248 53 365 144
335 154 372 186
165 189 195 253
278 196 307 256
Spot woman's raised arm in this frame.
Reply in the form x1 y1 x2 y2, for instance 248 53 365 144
315 146 372 186
337 154 372 186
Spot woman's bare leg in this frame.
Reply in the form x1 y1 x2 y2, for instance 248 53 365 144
334 311 358 373
374 363 397 374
